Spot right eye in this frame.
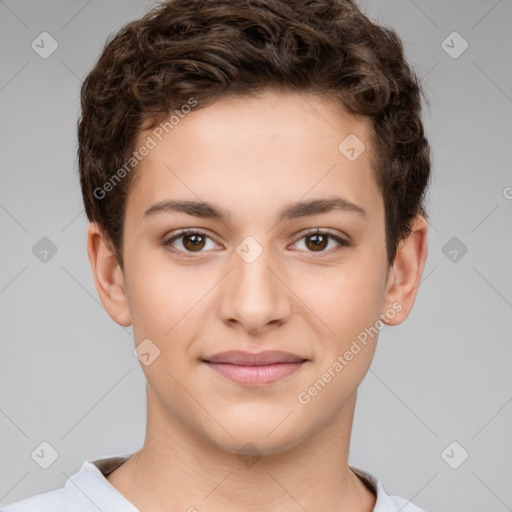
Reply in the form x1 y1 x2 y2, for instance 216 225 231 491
163 229 220 257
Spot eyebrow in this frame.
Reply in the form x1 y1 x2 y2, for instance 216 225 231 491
143 196 367 222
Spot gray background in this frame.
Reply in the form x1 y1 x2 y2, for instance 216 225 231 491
1 0 511 510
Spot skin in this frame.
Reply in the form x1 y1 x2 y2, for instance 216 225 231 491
87 89 428 512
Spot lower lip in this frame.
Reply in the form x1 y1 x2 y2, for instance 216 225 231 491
204 362 305 385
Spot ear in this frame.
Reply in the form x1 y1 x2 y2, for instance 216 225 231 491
381 215 428 326
86 222 132 327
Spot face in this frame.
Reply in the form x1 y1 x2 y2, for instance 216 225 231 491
98 90 409 456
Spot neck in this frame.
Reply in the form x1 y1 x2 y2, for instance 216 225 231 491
107 386 376 512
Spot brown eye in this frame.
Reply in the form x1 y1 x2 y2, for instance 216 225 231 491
293 229 350 255
164 229 217 256
182 233 206 251
305 233 329 251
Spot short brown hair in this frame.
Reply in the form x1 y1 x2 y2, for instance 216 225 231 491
78 0 431 269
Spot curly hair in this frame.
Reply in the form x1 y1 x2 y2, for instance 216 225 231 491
78 0 431 269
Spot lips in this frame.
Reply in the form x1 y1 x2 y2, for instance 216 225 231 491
204 350 306 365
202 351 308 385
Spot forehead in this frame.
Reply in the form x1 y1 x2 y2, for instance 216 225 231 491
126 90 383 228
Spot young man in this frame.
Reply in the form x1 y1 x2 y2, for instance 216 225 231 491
2 0 430 510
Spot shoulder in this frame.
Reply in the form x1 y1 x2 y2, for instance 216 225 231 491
1 488 66 512
375 487 426 512
1 454 135 512
350 465 427 512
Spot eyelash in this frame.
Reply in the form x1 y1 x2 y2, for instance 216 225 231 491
163 228 350 258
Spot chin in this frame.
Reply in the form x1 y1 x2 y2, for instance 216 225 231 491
208 431 303 459
198 413 311 459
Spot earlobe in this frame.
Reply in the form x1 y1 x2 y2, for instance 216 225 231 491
381 215 428 326
87 222 132 327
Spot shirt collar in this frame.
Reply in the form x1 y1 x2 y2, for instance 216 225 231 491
75 454 421 512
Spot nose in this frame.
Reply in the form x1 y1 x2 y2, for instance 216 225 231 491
217 242 292 335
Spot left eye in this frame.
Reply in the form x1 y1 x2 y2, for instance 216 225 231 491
292 230 349 254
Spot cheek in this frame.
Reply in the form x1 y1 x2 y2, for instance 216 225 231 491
298 258 386 348
125 251 223 363
124 247 194 342
293 263 384 416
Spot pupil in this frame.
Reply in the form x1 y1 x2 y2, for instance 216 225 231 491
308 234 327 251
185 234 205 251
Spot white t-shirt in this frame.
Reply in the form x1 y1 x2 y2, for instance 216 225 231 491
1 453 426 512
